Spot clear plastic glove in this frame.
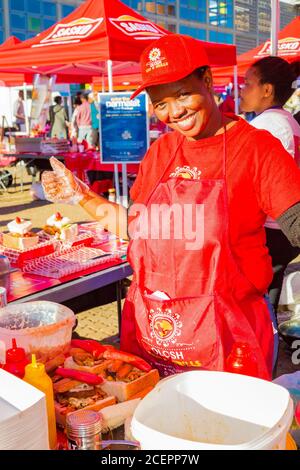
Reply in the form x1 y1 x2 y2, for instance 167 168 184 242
42 157 89 205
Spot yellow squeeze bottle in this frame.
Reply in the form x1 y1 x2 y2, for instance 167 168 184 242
23 354 57 450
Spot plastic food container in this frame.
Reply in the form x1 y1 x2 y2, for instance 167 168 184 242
131 371 294 450
0 232 56 268
0 301 75 363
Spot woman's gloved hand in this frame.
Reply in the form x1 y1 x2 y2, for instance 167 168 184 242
42 157 89 205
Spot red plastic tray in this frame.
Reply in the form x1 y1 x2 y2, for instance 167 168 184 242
0 238 56 268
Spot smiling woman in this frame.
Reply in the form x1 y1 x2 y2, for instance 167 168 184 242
42 34 300 380
148 68 220 139
121 35 300 378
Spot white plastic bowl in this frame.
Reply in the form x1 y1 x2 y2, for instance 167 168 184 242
131 371 293 450
0 301 75 362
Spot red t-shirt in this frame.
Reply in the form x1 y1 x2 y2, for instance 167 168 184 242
219 95 235 114
130 117 300 294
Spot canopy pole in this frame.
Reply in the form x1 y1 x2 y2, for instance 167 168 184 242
233 65 239 115
271 0 280 56
107 59 121 204
23 82 29 134
122 163 128 208
8 87 13 151
107 60 113 94
67 84 72 123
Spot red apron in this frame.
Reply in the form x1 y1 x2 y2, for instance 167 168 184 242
121 131 273 380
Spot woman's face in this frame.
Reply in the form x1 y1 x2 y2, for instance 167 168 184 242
240 67 273 114
147 72 215 140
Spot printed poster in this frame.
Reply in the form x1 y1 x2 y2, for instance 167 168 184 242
99 92 149 164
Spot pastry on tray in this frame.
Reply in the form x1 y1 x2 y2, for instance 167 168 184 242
2 217 39 250
64 340 160 402
53 374 116 426
43 212 78 241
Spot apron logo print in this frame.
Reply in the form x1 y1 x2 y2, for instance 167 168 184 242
149 308 182 347
169 166 201 180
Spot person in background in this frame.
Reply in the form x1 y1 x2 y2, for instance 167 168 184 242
213 92 222 106
13 90 25 132
76 92 92 147
49 96 69 139
243 111 256 122
88 92 99 149
149 110 167 143
284 87 300 115
219 87 235 114
293 108 300 126
70 96 82 140
29 181 46 200
240 56 300 314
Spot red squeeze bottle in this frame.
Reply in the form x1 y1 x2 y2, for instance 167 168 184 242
3 338 30 379
225 342 258 378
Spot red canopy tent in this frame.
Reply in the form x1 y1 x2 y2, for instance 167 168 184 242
0 0 237 201
0 37 25 86
0 36 21 50
0 0 170 80
0 0 236 83
214 16 300 83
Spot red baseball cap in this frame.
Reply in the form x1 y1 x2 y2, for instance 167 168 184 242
131 34 210 99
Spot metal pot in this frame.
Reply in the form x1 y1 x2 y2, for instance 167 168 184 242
278 314 300 347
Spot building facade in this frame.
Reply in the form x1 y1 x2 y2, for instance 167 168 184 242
123 0 296 53
0 0 297 54
0 0 81 44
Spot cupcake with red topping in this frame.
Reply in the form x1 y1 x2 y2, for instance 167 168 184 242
43 212 78 241
2 217 39 250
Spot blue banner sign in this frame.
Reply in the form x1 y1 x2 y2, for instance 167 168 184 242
99 92 149 164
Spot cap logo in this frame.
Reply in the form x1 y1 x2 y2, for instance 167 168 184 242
149 47 161 62
146 47 168 73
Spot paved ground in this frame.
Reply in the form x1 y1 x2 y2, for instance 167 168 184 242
1 166 300 379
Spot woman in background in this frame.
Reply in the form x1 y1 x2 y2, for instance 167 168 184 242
49 95 69 139
69 96 82 140
240 56 300 314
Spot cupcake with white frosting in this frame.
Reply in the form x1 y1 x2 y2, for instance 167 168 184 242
3 217 39 250
43 212 78 241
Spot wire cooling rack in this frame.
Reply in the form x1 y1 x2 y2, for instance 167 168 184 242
22 244 121 279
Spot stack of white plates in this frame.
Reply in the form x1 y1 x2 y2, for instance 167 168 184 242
0 369 49 450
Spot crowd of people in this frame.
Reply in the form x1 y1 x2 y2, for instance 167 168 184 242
47 90 99 148
13 90 26 132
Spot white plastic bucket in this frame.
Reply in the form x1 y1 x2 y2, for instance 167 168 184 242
131 371 294 450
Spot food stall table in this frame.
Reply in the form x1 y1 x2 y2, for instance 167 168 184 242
7 259 133 334
0 150 139 192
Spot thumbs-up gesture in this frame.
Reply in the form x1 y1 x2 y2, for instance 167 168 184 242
42 157 89 204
